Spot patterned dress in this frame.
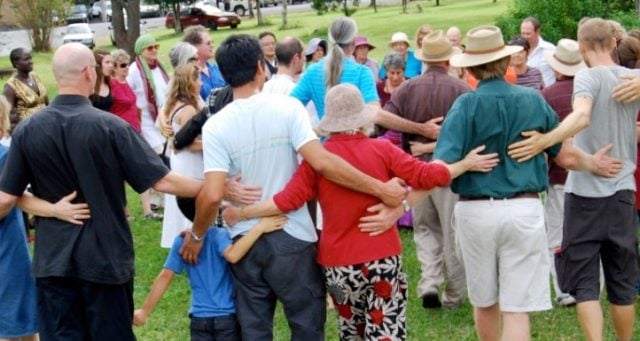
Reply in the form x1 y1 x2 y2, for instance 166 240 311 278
6 73 47 132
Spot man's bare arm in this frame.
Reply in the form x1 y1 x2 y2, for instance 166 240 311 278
554 141 622 178
375 108 442 140
179 171 227 264
508 96 594 162
152 171 202 198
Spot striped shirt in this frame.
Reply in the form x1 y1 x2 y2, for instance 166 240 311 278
516 66 544 90
291 58 379 119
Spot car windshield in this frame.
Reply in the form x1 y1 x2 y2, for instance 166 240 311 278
73 5 85 13
68 26 90 34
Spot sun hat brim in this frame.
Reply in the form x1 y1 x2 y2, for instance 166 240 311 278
543 50 587 76
317 104 379 133
450 45 522 68
415 46 462 62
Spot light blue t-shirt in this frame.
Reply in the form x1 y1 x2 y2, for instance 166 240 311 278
565 66 640 197
202 92 318 242
290 58 379 119
164 228 235 318
379 49 423 80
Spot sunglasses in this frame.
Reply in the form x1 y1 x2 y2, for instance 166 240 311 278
118 63 129 68
145 44 160 51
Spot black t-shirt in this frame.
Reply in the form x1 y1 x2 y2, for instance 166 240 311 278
0 95 169 284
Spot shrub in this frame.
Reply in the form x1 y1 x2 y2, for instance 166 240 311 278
495 0 623 43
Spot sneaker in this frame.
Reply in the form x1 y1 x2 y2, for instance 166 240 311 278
556 294 576 307
422 292 442 309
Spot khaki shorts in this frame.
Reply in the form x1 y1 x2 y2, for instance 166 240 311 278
454 198 552 312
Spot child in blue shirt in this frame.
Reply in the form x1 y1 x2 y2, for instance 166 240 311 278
133 216 287 340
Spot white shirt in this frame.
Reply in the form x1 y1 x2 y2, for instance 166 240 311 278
202 92 319 242
527 36 556 88
262 74 296 95
127 63 169 150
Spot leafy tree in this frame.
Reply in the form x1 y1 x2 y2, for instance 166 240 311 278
10 0 71 52
111 0 141 56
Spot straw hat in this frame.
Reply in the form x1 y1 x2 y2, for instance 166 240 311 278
389 32 411 47
317 84 378 133
543 39 586 76
354 36 375 50
415 29 459 62
450 26 522 68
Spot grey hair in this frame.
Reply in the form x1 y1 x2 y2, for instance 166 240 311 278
169 42 198 68
325 17 358 89
111 49 130 65
383 52 406 71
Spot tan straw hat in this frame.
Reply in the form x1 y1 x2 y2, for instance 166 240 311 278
389 32 411 47
543 39 586 76
317 84 378 133
415 29 459 62
450 25 522 68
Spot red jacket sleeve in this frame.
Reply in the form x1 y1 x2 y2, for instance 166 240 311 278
384 141 451 189
273 161 318 212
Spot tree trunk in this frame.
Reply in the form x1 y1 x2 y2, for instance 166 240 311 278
111 0 141 57
171 2 182 33
281 0 288 28
401 0 407 13
370 0 377 13
256 1 264 25
435 0 439 6
248 0 254 18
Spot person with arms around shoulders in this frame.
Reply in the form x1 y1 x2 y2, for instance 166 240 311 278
0 43 202 341
181 34 407 341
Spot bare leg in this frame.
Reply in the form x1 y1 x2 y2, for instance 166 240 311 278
610 304 635 341
502 312 530 341
474 304 500 341
141 190 153 215
577 300 603 341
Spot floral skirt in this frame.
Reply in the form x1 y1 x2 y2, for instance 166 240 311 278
324 255 408 341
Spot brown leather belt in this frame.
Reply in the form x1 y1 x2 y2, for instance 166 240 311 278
459 192 539 201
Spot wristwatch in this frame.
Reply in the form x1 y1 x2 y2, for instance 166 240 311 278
401 199 411 213
190 230 204 243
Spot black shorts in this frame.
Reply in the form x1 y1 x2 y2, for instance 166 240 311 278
556 190 639 305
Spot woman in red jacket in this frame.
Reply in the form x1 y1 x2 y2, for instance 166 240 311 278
223 84 497 340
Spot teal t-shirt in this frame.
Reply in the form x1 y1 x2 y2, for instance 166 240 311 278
434 78 560 197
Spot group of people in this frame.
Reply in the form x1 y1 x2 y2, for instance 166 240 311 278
0 11 640 341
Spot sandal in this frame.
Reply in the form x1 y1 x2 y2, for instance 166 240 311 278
144 212 164 221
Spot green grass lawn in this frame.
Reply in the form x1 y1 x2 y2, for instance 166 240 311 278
128 185 637 340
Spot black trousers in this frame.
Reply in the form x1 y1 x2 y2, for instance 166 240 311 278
36 277 135 341
230 230 326 341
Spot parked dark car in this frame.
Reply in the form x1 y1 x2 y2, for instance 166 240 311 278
66 4 89 24
165 5 240 30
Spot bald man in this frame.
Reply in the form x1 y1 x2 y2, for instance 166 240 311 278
447 26 462 48
0 43 202 340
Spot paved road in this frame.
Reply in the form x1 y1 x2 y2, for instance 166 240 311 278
0 3 312 56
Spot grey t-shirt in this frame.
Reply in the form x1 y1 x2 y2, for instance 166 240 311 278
565 66 640 197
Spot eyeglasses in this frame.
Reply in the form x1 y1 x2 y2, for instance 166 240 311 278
118 63 129 68
187 56 198 63
145 44 160 51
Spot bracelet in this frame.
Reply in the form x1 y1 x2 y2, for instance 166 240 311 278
401 199 411 213
190 229 204 242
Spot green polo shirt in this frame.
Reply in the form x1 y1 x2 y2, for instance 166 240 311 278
434 78 561 198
